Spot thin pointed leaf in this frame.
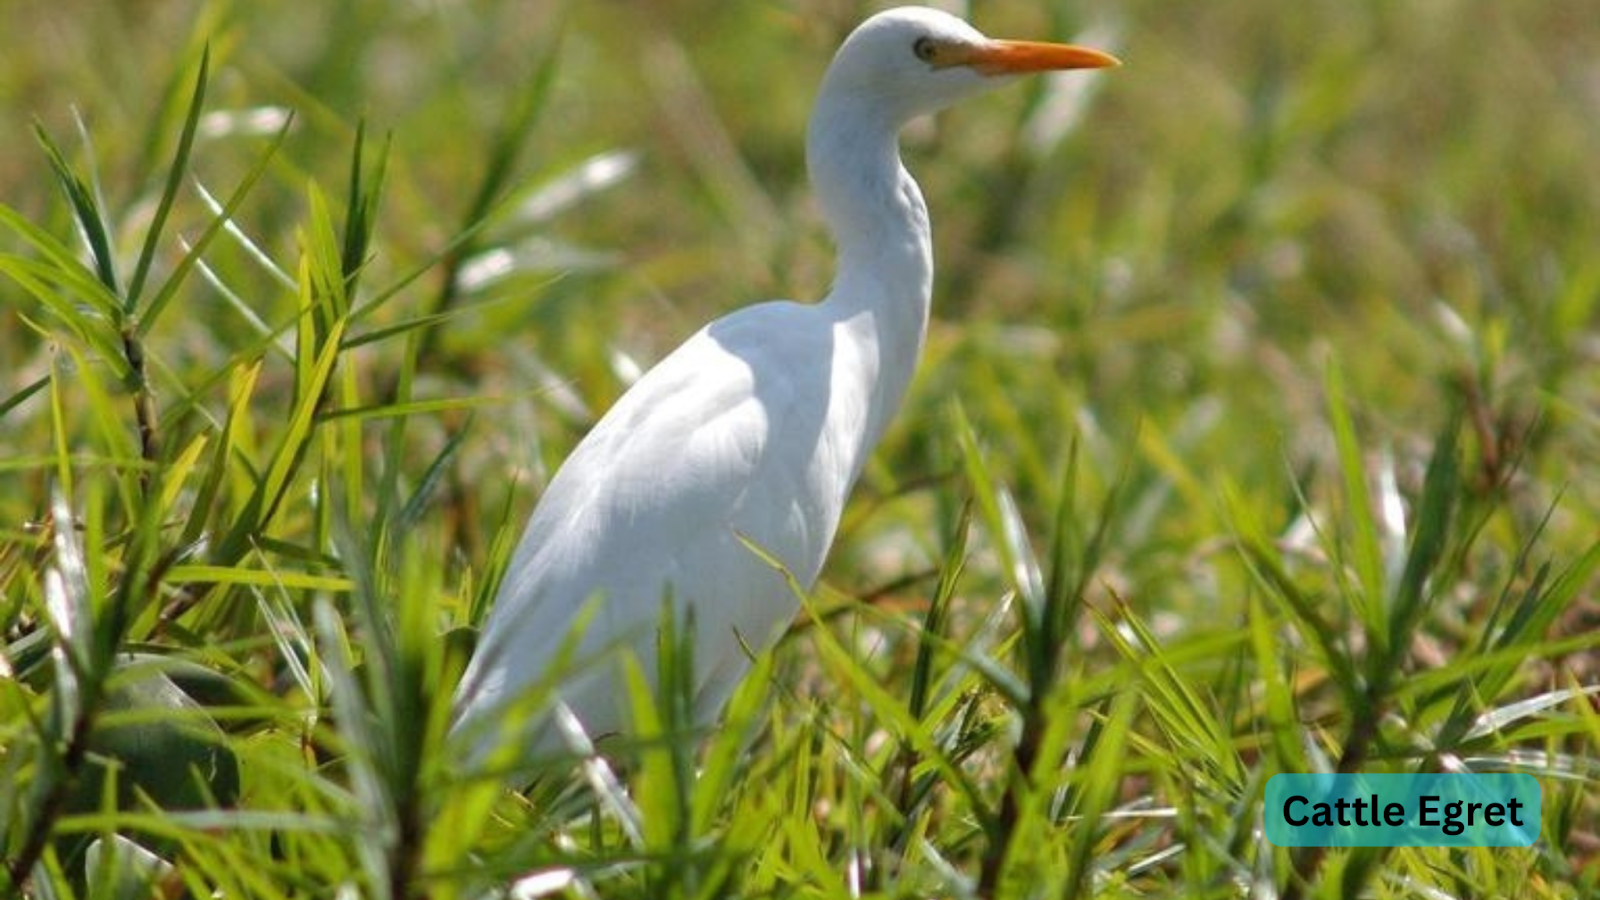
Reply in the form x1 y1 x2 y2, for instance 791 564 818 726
0 373 51 421
181 360 261 548
125 46 210 312
0 243 128 378
953 403 1040 647
1325 361 1385 646
33 122 121 297
338 121 389 300
137 112 293 336
393 420 471 538
1387 414 1460 647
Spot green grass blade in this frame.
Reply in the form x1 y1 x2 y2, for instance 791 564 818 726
1387 412 1460 649
124 46 210 313
338 121 389 300
0 373 50 421
180 360 262 548
0 209 126 322
906 501 969 724
1059 687 1139 900
1324 360 1385 651
953 402 1042 649
137 114 293 337
215 317 344 563
32 122 121 298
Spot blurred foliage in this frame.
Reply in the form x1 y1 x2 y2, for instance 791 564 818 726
1 0 1596 897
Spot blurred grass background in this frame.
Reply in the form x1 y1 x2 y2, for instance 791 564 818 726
2 0 1597 897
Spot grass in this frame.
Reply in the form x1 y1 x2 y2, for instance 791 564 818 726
2 0 1597 897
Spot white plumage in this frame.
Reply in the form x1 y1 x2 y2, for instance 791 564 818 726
452 6 1117 758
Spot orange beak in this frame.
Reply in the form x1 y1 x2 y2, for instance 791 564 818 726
960 40 1121 76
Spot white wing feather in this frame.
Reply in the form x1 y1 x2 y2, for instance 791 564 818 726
454 299 871 751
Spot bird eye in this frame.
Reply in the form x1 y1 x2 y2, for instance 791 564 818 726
912 36 939 63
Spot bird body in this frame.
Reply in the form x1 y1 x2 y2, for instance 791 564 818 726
452 7 1117 757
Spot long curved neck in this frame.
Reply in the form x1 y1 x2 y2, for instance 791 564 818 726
806 93 933 448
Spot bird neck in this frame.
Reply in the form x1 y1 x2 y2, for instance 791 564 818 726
806 98 933 442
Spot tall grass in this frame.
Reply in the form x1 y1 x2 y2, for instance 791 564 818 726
2 1 1596 898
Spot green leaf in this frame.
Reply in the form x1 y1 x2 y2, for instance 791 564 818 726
124 46 210 313
1387 412 1460 650
0 373 51 422
0 246 129 378
214 317 343 563
136 111 293 337
180 360 261 548
33 121 121 298
337 121 389 301
1324 360 1386 649
67 663 240 816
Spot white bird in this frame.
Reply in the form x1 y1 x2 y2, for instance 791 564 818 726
452 6 1117 759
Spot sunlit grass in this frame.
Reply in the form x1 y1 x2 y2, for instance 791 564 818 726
2 1 1596 898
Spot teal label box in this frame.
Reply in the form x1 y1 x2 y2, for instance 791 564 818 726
1265 773 1540 847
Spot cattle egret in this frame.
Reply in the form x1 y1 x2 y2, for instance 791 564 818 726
453 6 1117 758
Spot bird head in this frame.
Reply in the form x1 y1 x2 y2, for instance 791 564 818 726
817 6 1119 127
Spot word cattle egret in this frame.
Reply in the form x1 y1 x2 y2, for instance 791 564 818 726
453 6 1118 757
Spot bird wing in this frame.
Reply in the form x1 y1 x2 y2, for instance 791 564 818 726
455 300 844 744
